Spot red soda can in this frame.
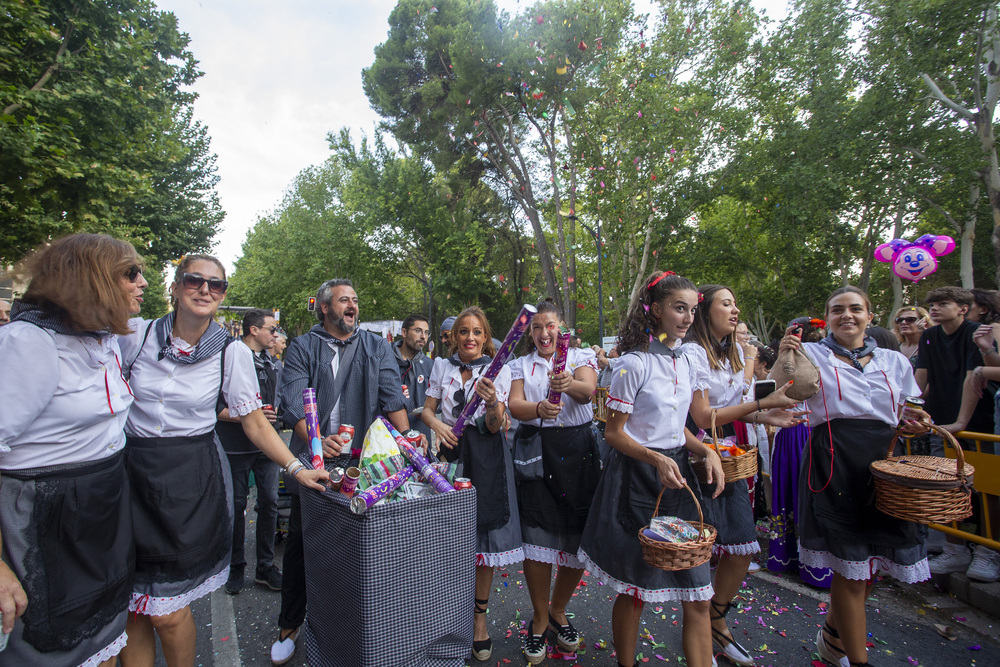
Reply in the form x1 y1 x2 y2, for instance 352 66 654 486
338 424 355 450
341 466 360 498
404 429 422 450
328 467 344 492
454 477 473 490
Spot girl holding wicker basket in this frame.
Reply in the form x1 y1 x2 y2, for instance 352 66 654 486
577 271 725 667
780 286 930 667
683 285 805 666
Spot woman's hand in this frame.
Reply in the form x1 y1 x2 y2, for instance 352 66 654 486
474 377 497 405
653 451 687 489
536 400 562 420
432 420 460 451
293 467 331 492
548 369 574 393
761 407 809 428
973 324 996 354
703 449 725 498
0 561 28 633
760 380 799 409
778 325 802 353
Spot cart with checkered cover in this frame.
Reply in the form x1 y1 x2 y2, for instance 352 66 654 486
300 483 476 667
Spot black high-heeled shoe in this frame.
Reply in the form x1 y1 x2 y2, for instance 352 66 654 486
472 597 492 661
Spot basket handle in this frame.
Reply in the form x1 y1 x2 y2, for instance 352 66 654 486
651 483 708 543
888 423 967 478
709 408 721 456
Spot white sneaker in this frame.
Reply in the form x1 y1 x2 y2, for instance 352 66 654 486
929 544 972 575
747 561 761 574
966 545 1000 582
270 628 299 665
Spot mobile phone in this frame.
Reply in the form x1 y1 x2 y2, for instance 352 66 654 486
755 379 776 400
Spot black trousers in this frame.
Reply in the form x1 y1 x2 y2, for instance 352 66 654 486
228 452 279 572
278 493 306 630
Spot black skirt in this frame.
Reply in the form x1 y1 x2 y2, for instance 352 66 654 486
798 418 929 582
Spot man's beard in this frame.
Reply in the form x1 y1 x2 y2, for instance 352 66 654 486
328 312 356 334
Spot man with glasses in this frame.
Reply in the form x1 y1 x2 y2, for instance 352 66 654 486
270 278 412 665
216 308 284 595
394 314 433 439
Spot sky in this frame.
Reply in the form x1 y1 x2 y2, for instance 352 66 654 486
156 0 790 272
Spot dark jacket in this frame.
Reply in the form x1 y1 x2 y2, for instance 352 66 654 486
216 343 277 455
392 339 433 438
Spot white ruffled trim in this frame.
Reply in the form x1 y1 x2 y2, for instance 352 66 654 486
605 396 634 413
798 545 930 584
524 543 585 568
229 397 263 417
577 548 714 602
477 547 524 567
714 540 761 556
129 567 229 616
79 631 127 667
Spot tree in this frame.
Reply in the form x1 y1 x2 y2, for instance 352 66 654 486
0 0 223 265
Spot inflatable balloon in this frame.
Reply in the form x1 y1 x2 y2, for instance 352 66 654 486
874 234 955 282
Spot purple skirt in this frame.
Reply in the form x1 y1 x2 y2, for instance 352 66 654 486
766 423 831 588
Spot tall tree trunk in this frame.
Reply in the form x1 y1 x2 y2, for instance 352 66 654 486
964 182 980 288
887 201 906 327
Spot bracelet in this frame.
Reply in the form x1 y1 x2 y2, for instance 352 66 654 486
486 399 499 409
535 402 543 418
284 460 306 477
756 399 762 413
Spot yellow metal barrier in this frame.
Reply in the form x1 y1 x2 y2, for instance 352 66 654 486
906 430 1000 552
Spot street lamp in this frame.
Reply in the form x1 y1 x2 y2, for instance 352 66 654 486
568 215 604 343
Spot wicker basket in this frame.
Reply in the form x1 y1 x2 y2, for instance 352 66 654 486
691 409 758 484
638 483 717 571
593 386 609 423
871 424 975 525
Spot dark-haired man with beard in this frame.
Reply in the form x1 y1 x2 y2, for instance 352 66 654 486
270 278 411 665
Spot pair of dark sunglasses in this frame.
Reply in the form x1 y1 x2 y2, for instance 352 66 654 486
182 273 228 294
124 264 144 282
895 316 918 324
451 388 468 419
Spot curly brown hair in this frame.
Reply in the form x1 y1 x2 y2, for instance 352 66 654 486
617 271 698 354
18 233 141 335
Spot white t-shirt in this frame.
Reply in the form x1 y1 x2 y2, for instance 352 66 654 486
120 319 262 438
606 345 698 450
0 322 133 469
427 357 512 427
509 347 599 428
801 342 919 427
683 342 747 409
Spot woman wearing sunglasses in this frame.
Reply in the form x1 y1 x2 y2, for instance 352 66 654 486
0 234 145 667
891 306 930 364
506 299 600 664
421 306 519 662
117 255 328 667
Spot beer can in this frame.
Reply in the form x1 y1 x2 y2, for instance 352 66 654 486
454 477 473 490
338 424 356 450
901 396 925 421
328 467 344 492
404 429 422 450
340 466 361 498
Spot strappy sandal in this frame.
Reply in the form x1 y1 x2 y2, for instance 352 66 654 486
472 597 492 661
710 599 755 666
816 621 846 666
522 619 547 664
547 611 580 651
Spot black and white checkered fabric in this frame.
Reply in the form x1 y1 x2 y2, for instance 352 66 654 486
300 484 476 667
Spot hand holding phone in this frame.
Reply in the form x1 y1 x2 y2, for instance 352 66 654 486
754 379 777 400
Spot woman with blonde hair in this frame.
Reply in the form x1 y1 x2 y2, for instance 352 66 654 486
0 233 147 666
891 306 930 363
118 254 328 667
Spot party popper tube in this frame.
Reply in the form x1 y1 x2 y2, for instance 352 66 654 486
378 416 455 494
452 304 537 437
546 327 572 405
349 466 415 514
303 388 323 470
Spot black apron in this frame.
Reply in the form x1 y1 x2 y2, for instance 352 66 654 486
3 451 134 653
516 422 601 534
124 432 231 585
459 419 511 531
616 447 701 533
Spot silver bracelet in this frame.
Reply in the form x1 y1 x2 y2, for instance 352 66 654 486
284 460 306 476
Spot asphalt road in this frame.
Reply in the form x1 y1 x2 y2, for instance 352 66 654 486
170 485 1000 667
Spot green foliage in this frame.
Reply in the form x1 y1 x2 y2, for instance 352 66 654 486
0 0 223 265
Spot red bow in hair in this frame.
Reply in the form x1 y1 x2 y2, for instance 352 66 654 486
647 271 676 290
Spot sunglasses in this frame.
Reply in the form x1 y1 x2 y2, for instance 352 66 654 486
895 316 919 324
124 264 144 283
181 273 228 294
451 388 468 419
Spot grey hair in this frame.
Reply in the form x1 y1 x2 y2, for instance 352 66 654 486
315 278 354 322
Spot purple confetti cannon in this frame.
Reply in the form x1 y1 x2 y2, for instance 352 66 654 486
349 465 415 514
452 304 537 437
378 416 455 494
303 388 323 469
546 327 572 405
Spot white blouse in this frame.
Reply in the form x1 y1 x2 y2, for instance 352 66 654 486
606 346 698 450
120 319 262 438
509 347 599 428
800 342 919 427
0 322 133 469
683 342 747 409
427 357 512 427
